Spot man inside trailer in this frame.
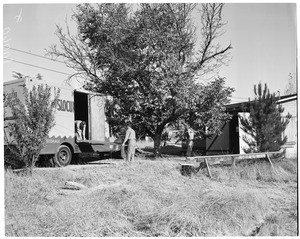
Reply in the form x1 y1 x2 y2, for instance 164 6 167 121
75 120 86 141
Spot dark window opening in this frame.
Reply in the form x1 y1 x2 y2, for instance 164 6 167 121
74 91 89 140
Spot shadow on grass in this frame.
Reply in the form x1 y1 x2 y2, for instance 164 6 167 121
140 145 184 157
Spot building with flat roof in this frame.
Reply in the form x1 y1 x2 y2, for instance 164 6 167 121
198 94 297 158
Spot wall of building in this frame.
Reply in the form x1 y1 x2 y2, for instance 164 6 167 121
280 99 297 159
206 122 230 155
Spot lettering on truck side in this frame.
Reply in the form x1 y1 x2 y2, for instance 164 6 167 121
56 99 74 112
46 138 60 144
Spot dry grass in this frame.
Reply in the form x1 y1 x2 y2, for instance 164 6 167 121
5 157 298 237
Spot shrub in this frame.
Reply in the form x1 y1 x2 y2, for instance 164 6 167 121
239 83 291 153
4 73 59 170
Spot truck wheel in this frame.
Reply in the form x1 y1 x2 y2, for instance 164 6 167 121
54 145 72 167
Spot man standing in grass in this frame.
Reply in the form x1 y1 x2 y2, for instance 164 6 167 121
122 122 136 162
186 125 195 157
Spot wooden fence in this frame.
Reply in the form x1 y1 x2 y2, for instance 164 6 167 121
180 150 283 178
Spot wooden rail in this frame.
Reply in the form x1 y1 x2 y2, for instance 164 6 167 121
180 150 283 178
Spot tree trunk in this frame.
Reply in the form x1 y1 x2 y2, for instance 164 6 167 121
153 133 162 157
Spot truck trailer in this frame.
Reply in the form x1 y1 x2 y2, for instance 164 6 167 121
4 77 122 167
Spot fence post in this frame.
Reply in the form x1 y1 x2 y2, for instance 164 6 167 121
204 158 212 178
266 154 274 168
231 156 236 171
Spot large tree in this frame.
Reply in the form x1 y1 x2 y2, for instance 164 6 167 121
48 3 233 155
239 83 291 153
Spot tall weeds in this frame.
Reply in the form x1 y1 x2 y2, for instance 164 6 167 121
5 158 297 237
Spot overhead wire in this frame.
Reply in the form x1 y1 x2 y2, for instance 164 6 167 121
3 57 72 76
4 47 252 101
4 46 66 64
230 96 249 101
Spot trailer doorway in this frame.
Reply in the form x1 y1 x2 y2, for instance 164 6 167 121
229 114 240 154
74 91 89 140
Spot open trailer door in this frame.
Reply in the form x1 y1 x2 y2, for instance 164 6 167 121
88 94 108 141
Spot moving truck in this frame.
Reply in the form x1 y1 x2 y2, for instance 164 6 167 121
4 77 122 167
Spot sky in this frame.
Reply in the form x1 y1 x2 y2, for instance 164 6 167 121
2 2 298 103
220 3 297 102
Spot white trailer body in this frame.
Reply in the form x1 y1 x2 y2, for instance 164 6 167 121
4 77 121 166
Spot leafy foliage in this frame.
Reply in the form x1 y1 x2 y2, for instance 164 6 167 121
48 3 232 155
239 83 291 153
183 77 234 139
4 73 60 169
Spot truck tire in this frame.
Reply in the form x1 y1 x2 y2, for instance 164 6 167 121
54 145 72 167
